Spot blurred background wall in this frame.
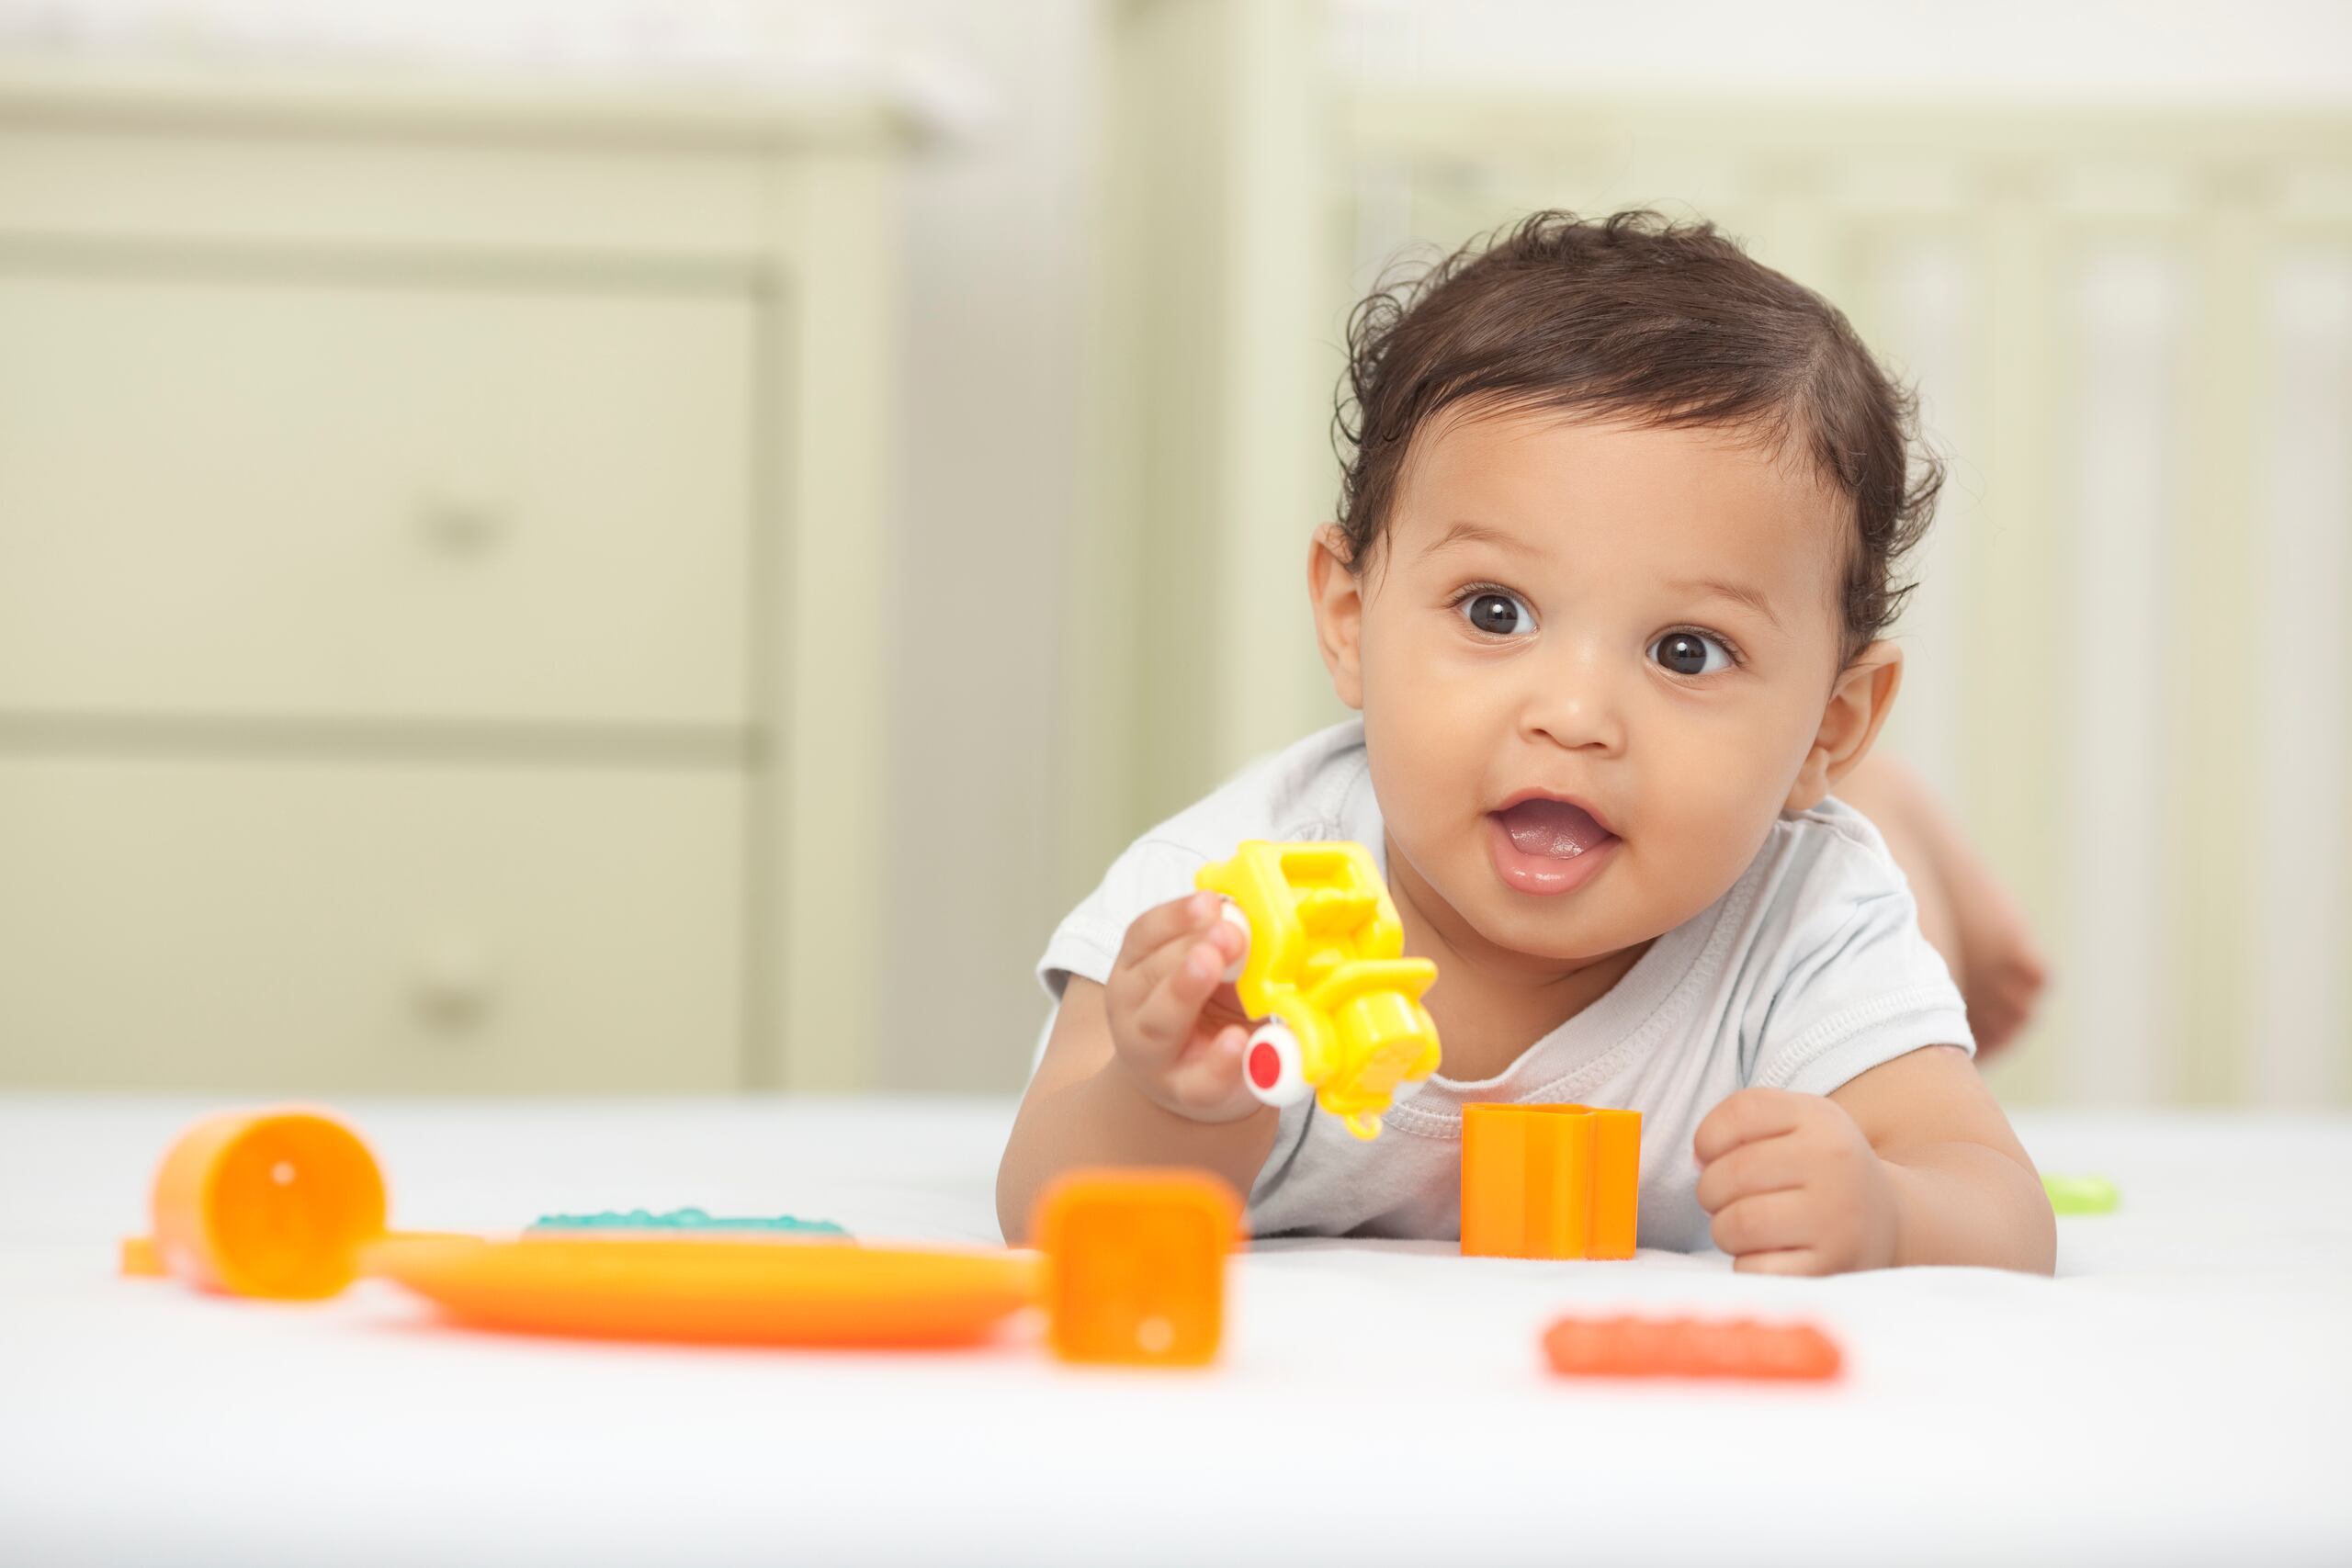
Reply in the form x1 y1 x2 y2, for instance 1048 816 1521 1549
1 0 2346 1106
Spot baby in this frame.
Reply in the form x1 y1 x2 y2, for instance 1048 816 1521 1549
1001 210 2054 1274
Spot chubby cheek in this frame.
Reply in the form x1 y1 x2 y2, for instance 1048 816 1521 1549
1356 626 1493 844
1630 688 1833 912
1619 748 1779 929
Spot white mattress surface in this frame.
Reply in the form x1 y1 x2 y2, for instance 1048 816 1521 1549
3 1095 2346 1566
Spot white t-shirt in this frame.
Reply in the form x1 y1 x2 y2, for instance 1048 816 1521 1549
1033 718 1974 1252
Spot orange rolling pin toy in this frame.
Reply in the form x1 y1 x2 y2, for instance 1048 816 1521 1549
121 1106 1239 1366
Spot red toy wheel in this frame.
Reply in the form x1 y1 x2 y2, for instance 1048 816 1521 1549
1241 1021 1309 1108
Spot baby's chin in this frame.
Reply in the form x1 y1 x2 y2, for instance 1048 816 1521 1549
1464 902 1645 970
1432 856 1647 968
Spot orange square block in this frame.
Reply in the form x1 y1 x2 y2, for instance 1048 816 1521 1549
1034 1169 1241 1367
1460 1102 1641 1259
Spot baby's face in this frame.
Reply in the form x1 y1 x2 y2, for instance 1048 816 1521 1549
1319 405 1882 968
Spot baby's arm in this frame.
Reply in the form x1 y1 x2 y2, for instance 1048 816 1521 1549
1694 1046 2055 1275
995 893 1283 1243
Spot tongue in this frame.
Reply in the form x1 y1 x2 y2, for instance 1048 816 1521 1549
1498 798 1611 858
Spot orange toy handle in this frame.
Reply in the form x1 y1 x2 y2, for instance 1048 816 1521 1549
136 1107 389 1299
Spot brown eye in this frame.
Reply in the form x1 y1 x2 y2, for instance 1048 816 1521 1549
1649 631 1732 675
1463 592 1532 637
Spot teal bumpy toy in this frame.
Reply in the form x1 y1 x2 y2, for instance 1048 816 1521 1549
528 1206 848 1237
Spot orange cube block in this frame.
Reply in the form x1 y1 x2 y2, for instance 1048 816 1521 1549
1034 1169 1241 1367
1542 1314 1843 1382
1460 1102 1640 1259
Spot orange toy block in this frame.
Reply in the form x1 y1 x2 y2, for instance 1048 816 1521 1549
1460 1102 1640 1259
1543 1314 1843 1382
1034 1169 1241 1367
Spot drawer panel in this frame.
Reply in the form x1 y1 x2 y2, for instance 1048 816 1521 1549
0 270 756 725
0 758 745 1091
0 123 775 262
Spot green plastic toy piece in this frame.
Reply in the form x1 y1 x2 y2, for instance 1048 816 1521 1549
527 1206 848 1236
2041 1174 2120 1215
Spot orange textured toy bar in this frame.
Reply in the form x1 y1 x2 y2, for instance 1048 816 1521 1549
1460 1102 1640 1259
1543 1315 1843 1381
1034 1168 1240 1366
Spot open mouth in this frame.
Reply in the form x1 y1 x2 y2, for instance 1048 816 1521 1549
1493 796 1613 858
1485 795 1619 896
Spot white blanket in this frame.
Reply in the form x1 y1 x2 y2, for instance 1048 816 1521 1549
3 1095 2346 1566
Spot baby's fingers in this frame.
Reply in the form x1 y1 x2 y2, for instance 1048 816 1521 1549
1114 891 1224 974
1730 1248 1826 1277
1162 1023 1250 1113
1114 896 1242 1004
1709 1190 1814 1258
1124 925 1233 1056
1693 1088 1811 1167
1693 1135 1808 1215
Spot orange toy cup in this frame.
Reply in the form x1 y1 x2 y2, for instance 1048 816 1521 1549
1034 1169 1241 1367
1460 1102 1640 1260
141 1107 389 1299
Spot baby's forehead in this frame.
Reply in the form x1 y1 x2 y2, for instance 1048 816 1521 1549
1392 406 1852 593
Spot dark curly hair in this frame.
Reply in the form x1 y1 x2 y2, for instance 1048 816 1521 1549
1333 209 1942 668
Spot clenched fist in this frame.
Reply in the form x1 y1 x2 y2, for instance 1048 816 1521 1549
1694 1088 1899 1275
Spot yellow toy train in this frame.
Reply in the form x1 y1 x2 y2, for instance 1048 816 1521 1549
1195 840 1442 1140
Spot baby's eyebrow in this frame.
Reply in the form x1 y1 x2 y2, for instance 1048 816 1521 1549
1668 577 1782 632
1419 520 1537 559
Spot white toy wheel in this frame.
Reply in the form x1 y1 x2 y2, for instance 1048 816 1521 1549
1216 898 1252 984
1241 1021 1309 1107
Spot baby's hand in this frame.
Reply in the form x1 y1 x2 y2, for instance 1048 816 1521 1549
1103 891 1261 1123
1694 1089 1898 1275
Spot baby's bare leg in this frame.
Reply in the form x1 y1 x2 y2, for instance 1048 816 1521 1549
1837 752 2050 1057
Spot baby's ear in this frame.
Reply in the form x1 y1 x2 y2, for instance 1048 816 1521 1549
1307 524 1366 710
1786 641 1903 812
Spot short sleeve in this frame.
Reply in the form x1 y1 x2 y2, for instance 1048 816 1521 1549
1035 836 1213 1003
1744 835 1975 1098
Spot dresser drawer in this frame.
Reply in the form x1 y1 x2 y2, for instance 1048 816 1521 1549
0 758 745 1091
0 269 756 726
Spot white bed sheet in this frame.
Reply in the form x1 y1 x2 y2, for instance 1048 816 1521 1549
2 1095 2347 1566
